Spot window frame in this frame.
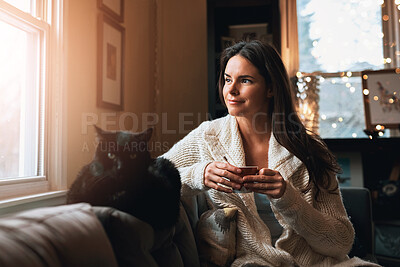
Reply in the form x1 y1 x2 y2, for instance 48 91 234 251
0 0 66 201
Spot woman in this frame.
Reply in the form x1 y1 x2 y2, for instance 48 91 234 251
162 41 373 266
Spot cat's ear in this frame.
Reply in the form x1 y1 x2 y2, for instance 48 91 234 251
137 127 153 142
94 125 107 140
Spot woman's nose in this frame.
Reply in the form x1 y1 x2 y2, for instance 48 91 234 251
227 81 239 95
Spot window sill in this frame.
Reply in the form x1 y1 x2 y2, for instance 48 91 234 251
0 190 67 217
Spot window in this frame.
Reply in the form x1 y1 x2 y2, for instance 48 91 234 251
0 0 65 200
297 0 392 138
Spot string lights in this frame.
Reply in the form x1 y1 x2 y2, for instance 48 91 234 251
296 71 360 138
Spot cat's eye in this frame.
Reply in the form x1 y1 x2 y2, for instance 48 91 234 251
130 154 137 159
108 153 116 159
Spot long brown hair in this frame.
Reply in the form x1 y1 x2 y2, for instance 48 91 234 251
218 40 340 200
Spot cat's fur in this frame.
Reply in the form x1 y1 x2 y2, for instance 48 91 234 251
67 126 181 230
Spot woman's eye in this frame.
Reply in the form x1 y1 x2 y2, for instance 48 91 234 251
130 154 137 159
242 79 252 84
108 153 116 159
225 77 232 83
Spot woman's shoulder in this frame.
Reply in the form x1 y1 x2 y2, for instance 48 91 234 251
194 114 232 135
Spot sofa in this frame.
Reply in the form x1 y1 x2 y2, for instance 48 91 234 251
0 200 200 267
0 187 376 266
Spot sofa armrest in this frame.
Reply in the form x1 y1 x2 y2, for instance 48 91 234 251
0 203 118 267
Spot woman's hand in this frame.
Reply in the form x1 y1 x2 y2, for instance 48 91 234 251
204 162 244 193
243 168 287 198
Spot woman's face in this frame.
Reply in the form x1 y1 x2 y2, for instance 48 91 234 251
223 55 272 119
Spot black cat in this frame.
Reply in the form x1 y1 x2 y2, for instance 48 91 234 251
67 126 181 230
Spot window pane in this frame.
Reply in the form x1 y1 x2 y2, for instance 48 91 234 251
319 76 364 138
4 0 33 14
297 0 384 73
0 20 39 179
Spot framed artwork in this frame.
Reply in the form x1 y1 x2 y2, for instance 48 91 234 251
228 23 270 42
97 13 125 110
98 0 124 23
361 68 400 130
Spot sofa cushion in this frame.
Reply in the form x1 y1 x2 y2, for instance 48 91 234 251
95 203 200 267
0 203 117 267
196 207 238 267
94 206 158 267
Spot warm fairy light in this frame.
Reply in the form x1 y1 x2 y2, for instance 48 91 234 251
398 5 400 10
378 0 384 5
332 123 337 129
321 114 327 120
346 71 352 77
383 15 389 21
376 124 383 130
338 117 343 122
389 98 394 103
379 32 384 38
363 74 368 80
342 77 349 82
331 79 336 84
374 96 379 101
379 131 384 136
305 77 312 82
296 72 303 78
312 40 318 47
363 89 370 95
346 82 351 88
352 133 357 138
350 87 356 93
396 0 400 5
320 77 325 82
384 57 392 63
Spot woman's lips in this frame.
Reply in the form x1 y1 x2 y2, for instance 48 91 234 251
227 99 244 105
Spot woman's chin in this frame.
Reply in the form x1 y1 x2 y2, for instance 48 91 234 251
227 109 246 117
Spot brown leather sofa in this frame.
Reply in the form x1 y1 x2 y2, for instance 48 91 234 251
0 187 375 266
0 202 200 267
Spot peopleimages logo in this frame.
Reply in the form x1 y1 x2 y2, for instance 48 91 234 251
81 112 214 135
80 112 214 154
80 111 303 153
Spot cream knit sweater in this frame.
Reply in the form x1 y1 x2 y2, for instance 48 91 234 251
162 115 379 267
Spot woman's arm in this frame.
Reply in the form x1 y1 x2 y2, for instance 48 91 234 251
270 169 354 258
160 122 213 196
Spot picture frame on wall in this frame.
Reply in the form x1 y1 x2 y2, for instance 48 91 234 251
361 69 400 130
98 0 124 23
97 13 125 110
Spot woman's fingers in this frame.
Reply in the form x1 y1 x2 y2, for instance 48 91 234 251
214 164 243 185
242 168 287 198
204 162 243 192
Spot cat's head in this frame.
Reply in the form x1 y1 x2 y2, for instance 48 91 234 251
91 126 153 177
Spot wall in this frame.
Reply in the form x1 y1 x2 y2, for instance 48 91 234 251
155 0 208 151
65 0 207 186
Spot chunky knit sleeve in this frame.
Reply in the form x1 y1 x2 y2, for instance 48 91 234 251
160 121 213 196
270 168 354 259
